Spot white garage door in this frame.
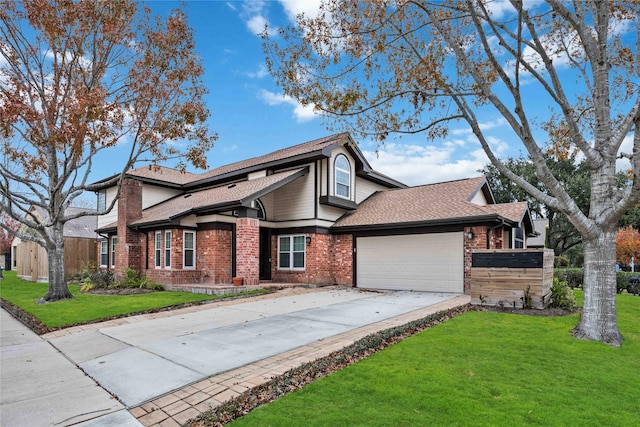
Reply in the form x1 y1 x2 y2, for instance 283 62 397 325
356 233 464 293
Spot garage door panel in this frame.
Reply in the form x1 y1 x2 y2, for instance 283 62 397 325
356 233 463 293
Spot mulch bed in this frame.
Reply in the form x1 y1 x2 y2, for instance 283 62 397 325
480 305 579 316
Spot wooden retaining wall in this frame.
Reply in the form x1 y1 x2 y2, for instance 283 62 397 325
470 249 554 309
15 238 97 282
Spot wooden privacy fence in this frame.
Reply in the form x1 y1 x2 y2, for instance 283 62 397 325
15 238 97 282
470 249 554 309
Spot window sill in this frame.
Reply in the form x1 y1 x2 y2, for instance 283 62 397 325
319 195 357 210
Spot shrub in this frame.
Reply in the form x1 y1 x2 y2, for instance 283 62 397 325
554 256 570 268
616 271 640 294
118 268 162 290
68 261 97 283
549 277 577 310
87 270 114 289
554 268 584 289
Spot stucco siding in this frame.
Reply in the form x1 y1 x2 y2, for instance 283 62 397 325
355 178 387 204
142 184 182 209
272 166 315 220
97 186 118 229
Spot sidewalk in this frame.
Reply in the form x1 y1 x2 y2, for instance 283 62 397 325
0 309 139 427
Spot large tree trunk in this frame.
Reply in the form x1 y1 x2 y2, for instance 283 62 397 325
572 230 622 346
36 223 73 303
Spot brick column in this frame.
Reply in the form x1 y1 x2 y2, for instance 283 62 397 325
116 178 143 274
235 217 260 286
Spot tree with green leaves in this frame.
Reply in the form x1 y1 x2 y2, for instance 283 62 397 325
264 1 639 346
0 0 215 302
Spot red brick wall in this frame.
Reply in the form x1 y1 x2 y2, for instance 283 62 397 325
236 218 260 286
114 179 143 277
142 228 233 285
270 232 354 285
333 234 353 285
197 228 232 284
464 225 509 292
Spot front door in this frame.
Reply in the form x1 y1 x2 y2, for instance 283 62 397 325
259 228 272 280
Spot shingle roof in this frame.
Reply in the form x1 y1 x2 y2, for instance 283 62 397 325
126 165 200 185
31 206 98 238
129 168 308 227
121 133 351 188
332 177 529 229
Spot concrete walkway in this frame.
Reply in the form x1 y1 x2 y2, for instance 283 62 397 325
2 287 469 426
0 309 138 427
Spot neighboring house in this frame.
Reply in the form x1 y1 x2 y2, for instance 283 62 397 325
12 206 98 282
527 219 549 249
93 133 534 293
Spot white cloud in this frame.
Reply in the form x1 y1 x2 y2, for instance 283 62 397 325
364 142 488 186
616 134 634 172
278 0 323 22
239 1 270 36
258 89 317 122
245 63 268 79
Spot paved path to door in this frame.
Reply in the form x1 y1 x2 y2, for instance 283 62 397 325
3 287 469 426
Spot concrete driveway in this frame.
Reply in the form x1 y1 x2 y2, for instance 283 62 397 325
2 286 467 426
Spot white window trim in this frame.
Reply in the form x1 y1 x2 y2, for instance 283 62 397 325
278 235 306 271
334 154 351 200
155 231 162 269
164 231 172 268
183 230 196 269
110 236 118 268
100 240 108 267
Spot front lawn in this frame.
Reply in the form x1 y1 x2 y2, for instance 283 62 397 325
0 270 268 329
225 292 640 427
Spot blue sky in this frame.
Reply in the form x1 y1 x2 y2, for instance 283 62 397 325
90 1 635 187
89 0 503 187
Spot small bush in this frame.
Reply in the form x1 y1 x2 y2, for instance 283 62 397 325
549 277 577 310
554 256 570 268
88 270 114 288
118 268 162 290
68 261 97 283
554 268 584 289
616 271 640 294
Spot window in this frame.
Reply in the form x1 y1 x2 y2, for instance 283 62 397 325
13 245 17 267
111 236 118 268
514 227 524 249
97 190 106 214
100 240 108 267
278 235 305 270
164 231 172 268
334 154 351 199
184 231 195 269
155 231 162 268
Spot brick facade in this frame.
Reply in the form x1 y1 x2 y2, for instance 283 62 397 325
270 232 354 286
114 179 143 277
463 225 506 292
235 218 260 286
143 228 233 285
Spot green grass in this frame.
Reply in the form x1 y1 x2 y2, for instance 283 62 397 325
230 292 640 427
0 270 268 328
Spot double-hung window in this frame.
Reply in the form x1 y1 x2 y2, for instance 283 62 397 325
155 231 162 268
111 236 118 268
100 240 108 267
184 231 195 269
164 231 172 268
335 154 351 199
278 235 305 270
97 190 106 214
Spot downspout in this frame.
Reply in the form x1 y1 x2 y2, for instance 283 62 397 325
231 223 236 278
487 220 506 249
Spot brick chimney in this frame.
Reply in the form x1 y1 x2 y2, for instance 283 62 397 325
115 178 143 273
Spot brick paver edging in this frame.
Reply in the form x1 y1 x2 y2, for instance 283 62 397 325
130 295 471 427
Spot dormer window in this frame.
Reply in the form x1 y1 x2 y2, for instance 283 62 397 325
335 154 351 199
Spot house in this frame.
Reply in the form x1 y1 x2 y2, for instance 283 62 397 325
12 206 98 282
527 219 549 249
94 133 534 293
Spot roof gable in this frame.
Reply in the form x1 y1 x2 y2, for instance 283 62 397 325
332 176 530 231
